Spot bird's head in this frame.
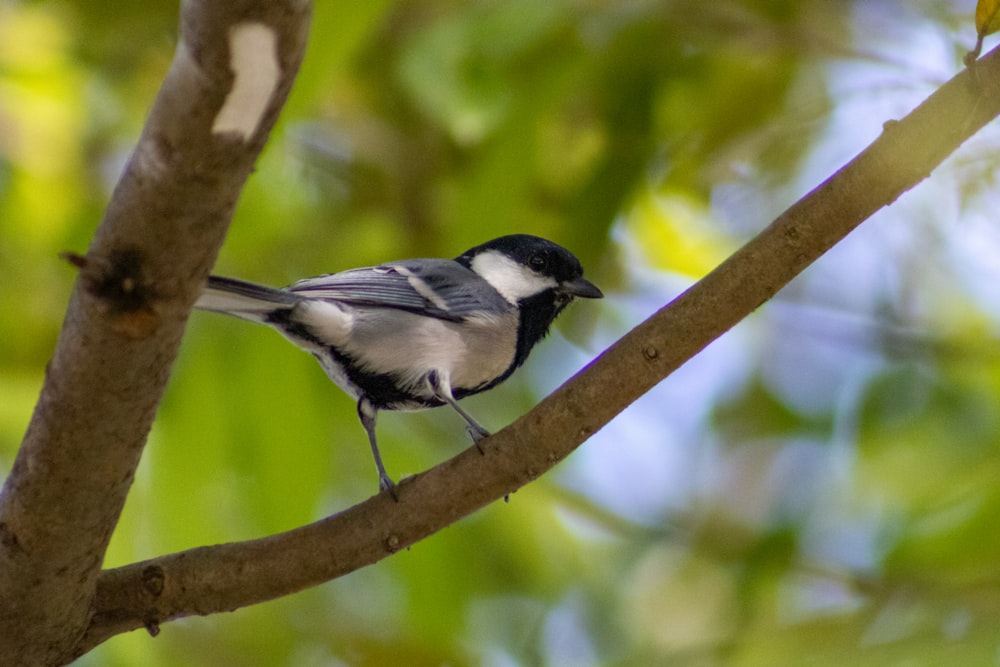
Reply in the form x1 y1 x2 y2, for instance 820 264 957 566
458 234 603 309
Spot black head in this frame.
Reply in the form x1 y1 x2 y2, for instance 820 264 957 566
457 234 603 304
457 234 602 382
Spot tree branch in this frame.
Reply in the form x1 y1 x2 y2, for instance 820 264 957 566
0 2 310 665
76 44 1000 655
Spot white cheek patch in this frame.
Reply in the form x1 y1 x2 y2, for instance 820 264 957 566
470 251 556 304
212 22 280 141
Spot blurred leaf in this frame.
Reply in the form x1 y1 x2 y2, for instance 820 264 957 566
976 0 1000 36
625 186 737 277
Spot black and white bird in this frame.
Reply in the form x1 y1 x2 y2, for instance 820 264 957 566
195 234 603 495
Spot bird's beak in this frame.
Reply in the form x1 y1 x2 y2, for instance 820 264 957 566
563 277 603 299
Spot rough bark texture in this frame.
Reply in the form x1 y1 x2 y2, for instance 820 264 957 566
0 2 311 665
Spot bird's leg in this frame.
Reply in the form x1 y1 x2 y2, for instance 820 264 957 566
357 398 398 500
426 371 490 454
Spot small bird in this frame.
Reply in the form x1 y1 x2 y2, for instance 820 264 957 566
195 234 603 495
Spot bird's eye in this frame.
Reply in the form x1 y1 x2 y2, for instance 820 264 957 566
529 253 547 270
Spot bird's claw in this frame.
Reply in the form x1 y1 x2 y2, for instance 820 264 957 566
379 475 400 502
467 424 491 454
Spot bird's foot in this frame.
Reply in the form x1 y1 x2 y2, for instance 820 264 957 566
379 474 400 502
467 424 491 454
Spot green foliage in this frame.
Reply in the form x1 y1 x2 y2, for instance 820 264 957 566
3 0 1000 665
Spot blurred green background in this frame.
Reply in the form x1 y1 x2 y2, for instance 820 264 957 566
4 1 1000 665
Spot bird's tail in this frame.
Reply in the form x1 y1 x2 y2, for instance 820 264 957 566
195 276 300 323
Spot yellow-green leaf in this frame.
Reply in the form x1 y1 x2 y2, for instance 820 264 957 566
976 0 1000 36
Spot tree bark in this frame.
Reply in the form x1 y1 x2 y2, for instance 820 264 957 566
0 2 310 665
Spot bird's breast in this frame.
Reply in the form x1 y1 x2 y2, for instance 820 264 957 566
342 308 519 401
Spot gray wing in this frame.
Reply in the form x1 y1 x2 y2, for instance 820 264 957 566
287 259 509 321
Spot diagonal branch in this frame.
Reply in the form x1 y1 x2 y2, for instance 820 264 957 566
0 2 311 665
78 45 1000 655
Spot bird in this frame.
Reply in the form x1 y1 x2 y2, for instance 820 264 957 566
195 234 603 495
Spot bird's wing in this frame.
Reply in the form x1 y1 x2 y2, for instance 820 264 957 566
287 259 508 321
